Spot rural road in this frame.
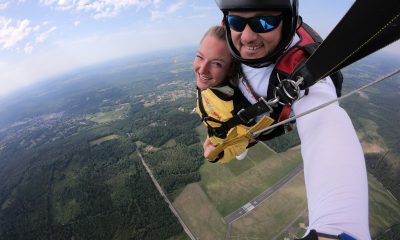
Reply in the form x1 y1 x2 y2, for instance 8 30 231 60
224 164 304 224
137 150 197 240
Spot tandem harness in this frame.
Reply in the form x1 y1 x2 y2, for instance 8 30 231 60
239 0 400 139
196 23 343 163
196 86 271 163
199 0 400 163
198 22 343 144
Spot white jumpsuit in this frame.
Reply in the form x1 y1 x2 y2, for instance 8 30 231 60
239 60 371 239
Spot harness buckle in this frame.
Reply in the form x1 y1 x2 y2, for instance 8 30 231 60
274 77 303 105
237 109 254 125
260 96 279 107
211 126 228 139
238 97 277 125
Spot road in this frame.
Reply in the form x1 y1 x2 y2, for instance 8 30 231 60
138 145 302 240
224 164 304 224
137 150 197 240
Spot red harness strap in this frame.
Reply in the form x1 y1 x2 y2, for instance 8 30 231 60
275 25 317 74
278 104 292 123
274 25 321 126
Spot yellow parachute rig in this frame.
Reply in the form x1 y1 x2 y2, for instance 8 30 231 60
196 86 274 163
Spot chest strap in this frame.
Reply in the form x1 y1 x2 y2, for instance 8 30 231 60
211 96 280 138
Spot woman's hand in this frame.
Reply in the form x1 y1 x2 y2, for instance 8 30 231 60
203 137 216 159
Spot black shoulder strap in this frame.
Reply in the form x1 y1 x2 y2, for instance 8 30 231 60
274 23 343 97
300 23 343 97
292 0 400 89
196 88 208 119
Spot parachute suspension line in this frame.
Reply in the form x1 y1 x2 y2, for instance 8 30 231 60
320 13 400 81
252 67 400 137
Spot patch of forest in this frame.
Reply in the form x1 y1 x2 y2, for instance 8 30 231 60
341 54 400 201
0 50 197 240
128 100 204 198
0 121 186 240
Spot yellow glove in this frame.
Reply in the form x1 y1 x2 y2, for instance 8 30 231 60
206 116 274 163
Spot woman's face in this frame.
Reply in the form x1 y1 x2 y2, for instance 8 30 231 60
194 35 232 90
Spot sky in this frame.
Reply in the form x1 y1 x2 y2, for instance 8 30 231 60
0 0 399 97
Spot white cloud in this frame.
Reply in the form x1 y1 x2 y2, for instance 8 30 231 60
56 0 76 10
151 10 163 21
92 7 118 19
190 4 213 12
33 25 40 32
167 0 185 13
40 0 154 19
151 0 186 21
40 0 57 6
35 26 57 44
153 0 161 9
0 17 32 49
24 42 33 54
74 20 80 27
0 2 9 10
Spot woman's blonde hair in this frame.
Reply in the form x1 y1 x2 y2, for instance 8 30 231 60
200 25 227 43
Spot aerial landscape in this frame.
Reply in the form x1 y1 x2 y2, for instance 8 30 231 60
0 48 399 240
1 0 400 239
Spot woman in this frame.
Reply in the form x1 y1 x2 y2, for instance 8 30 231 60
194 26 272 163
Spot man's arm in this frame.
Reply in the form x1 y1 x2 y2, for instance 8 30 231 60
292 78 371 239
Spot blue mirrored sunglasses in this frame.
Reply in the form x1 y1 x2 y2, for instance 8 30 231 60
226 15 282 33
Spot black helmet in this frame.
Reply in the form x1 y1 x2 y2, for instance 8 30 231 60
215 0 299 67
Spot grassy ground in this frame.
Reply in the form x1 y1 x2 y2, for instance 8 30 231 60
268 173 400 240
173 183 226 240
167 233 190 240
175 124 400 240
199 147 302 216
89 134 120 146
369 174 400 237
173 150 400 240
162 139 177 148
86 104 130 124
357 117 387 153
227 142 276 176
275 213 308 240
230 172 307 239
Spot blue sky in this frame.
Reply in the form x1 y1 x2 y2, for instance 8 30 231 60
0 0 399 97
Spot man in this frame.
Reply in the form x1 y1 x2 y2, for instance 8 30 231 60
212 0 371 239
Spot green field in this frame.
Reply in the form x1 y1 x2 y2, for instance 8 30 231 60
369 174 400 237
195 124 302 215
357 117 387 150
199 146 302 216
174 139 400 240
89 134 120 146
260 174 400 239
226 142 276 176
172 147 305 239
86 104 130 123
173 183 226 240
231 172 307 239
